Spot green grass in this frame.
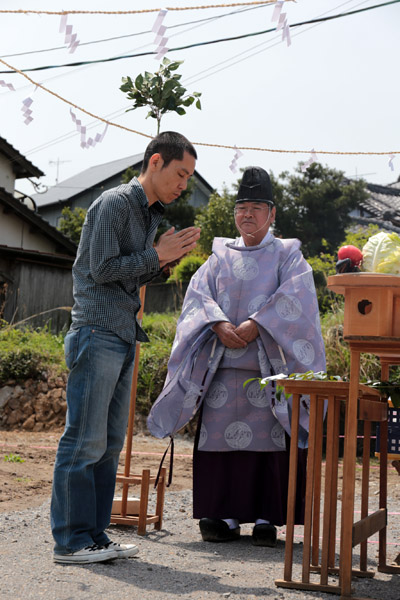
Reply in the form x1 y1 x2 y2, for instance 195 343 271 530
4 453 25 463
320 307 382 382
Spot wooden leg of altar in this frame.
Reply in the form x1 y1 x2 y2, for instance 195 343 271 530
339 349 360 598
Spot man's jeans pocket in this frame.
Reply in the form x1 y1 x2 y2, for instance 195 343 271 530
64 329 80 370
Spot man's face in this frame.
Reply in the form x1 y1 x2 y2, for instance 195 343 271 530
234 201 275 243
151 151 196 205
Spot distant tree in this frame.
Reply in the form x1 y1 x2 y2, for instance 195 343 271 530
195 188 237 255
58 206 87 245
273 163 368 258
121 167 140 183
120 58 201 134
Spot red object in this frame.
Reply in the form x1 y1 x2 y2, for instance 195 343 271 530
338 245 363 266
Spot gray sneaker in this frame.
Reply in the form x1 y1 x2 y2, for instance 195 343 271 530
53 543 118 564
103 541 139 558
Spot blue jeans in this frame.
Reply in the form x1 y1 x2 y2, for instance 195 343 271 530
51 325 136 554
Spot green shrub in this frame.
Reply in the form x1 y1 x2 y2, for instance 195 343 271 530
167 253 207 282
307 252 337 314
0 349 43 382
0 321 65 384
136 312 178 415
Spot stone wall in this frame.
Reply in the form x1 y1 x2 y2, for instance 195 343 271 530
0 373 67 431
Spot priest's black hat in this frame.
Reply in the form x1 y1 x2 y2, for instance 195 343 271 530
236 166 274 205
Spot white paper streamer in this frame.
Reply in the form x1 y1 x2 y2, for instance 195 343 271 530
389 154 395 171
0 80 16 92
301 149 318 172
273 2 291 47
282 21 291 46
152 9 168 33
276 12 286 31
229 147 243 173
70 108 108 149
21 97 34 125
59 15 80 54
271 1 284 22
59 14 68 33
152 9 169 60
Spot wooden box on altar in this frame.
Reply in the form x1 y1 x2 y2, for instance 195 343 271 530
327 273 400 337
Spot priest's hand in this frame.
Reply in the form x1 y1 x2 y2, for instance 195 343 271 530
212 321 248 349
234 319 259 343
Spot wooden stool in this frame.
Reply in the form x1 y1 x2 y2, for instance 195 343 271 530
110 467 167 535
275 380 386 597
110 286 167 536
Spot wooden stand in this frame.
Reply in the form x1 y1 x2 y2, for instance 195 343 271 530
110 287 167 535
328 274 400 592
275 380 385 598
276 273 400 599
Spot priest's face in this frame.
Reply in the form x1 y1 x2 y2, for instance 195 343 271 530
234 201 276 246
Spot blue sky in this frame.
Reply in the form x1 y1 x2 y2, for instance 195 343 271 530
0 0 399 196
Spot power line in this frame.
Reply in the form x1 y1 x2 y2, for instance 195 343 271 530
10 0 390 160
0 3 270 59
1 0 399 75
1 54 399 157
184 0 370 85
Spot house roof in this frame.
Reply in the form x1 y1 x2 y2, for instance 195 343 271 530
33 152 214 208
359 182 400 228
0 136 44 179
0 186 77 256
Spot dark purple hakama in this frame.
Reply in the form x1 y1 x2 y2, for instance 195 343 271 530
193 432 307 526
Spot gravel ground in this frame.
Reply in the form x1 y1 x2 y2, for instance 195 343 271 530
0 490 399 600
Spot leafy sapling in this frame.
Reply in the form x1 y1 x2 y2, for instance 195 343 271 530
121 58 202 134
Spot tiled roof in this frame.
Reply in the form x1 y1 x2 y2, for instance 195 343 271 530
358 182 400 228
0 135 44 179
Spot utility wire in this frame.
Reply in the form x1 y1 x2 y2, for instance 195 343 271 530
0 3 270 58
1 54 399 156
184 0 370 85
1 0 399 75
11 0 390 159
1 2 263 95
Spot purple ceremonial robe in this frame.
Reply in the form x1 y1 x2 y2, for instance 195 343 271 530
147 235 326 452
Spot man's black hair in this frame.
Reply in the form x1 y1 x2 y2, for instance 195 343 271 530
141 131 197 173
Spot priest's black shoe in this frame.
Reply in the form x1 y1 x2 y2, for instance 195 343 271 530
199 518 240 542
252 523 277 547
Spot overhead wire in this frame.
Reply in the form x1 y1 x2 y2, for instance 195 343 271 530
0 2 270 94
1 0 399 74
1 53 399 157
2 0 399 165
14 0 380 159
0 3 271 59
1 3 273 156
184 0 371 85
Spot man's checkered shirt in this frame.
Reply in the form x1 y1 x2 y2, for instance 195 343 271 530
71 177 164 344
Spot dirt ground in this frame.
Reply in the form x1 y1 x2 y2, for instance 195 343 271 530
1 428 400 515
0 429 194 513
